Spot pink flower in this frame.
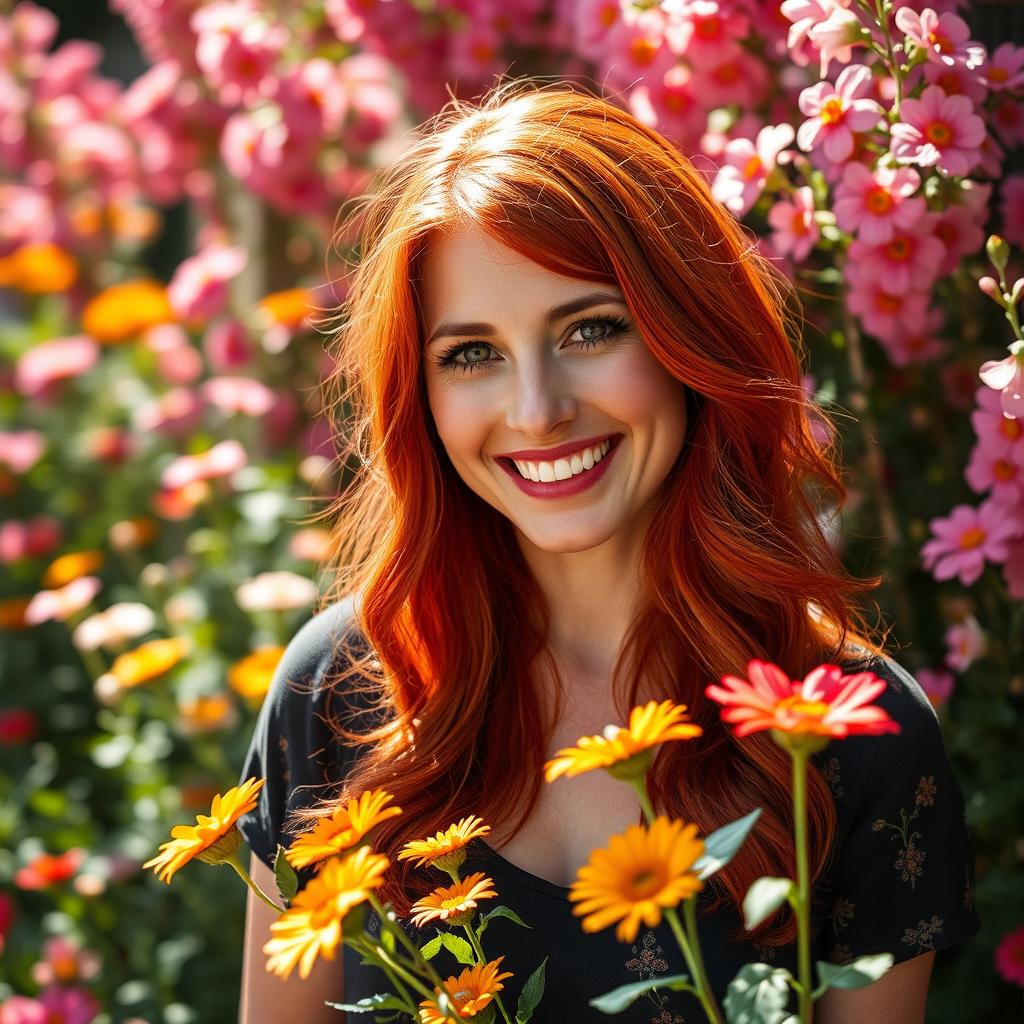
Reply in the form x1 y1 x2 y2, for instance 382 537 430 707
235 570 318 612
983 42 1024 92
965 432 1023 502
161 439 248 490
848 215 944 293
0 517 62 563
916 667 955 707
0 996 46 1024
919 59 987 106
797 65 882 164
921 498 1021 585
0 430 45 473
72 602 156 653
24 576 102 625
36 986 99 1024
203 318 253 370
979 342 1024 420
944 616 986 672
272 59 348 140
602 8 677 92
1003 537 1024 600
15 336 100 398
933 199 988 275
767 186 820 262
891 85 986 177
845 273 929 342
780 0 852 68
201 376 277 417
712 123 795 216
995 925 1024 987
570 0 626 62
807 5 867 75
894 6 985 68
833 164 925 244
699 44 769 108
167 245 247 323
627 64 706 147
1000 174 1024 248
881 306 947 366
31 935 102 986
972 385 1024 454
663 1 749 59
132 388 203 437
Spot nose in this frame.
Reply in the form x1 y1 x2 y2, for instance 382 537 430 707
504 360 578 439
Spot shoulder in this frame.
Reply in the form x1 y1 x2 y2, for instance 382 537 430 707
273 593 370 689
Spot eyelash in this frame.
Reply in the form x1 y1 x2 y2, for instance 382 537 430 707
434 315 630 375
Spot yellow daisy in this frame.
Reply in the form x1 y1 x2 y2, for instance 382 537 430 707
42 550 105 589
569 816 705 943
409 872 498 929
285 789 403 871
544 699 703 783
418 957 514 1024
227 646 286 704
397 816 491 873
110 636 191 689
143 777 265 883
263 845 389 981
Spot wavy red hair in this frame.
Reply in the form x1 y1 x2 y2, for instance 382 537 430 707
294 79 886 944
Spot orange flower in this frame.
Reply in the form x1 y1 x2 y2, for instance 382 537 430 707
178 693 238 735
418 957 514 1024
569 817 704 943
0 242 78 293
544 699 702 783
263 845 389 980
257 288 313 329
110 636 191 689
397 816 491 873
14 848 86 890
143 778 264 883
82 280 174 344
409 871 497 928
0 596 32 630
42 550 105 589
705 660 901 752
227 646 285 702
286 789 402 871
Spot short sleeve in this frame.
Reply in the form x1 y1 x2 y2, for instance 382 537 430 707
235 596 374 879
814 653 981 967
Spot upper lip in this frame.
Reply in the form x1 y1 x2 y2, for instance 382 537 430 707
496 433 619 461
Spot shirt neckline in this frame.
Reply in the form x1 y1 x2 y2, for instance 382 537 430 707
473 841 572 901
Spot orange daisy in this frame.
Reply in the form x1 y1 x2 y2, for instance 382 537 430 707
42 550 105 589
143 777 264 883
409 872 498 929
418 957 514 1024
705 660 901 753
110 636 191 689
227 646 285 703
569 816 705 943
263 845 389 981
397 816 491 873
285 789 403 871
544 699 703 783
82 279 174 344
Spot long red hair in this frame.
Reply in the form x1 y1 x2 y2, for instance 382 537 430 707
295 79 886 944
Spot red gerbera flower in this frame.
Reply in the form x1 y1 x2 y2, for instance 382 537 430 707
705 660 901 750
14 848 86 890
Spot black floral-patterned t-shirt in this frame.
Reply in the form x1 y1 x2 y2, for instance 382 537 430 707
237 598 981 1022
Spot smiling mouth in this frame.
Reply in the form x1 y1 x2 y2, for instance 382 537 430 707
498 435 621 483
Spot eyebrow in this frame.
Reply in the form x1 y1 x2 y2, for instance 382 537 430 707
425 291 627 345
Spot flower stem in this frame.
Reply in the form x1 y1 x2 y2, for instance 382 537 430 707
462 923 514 1024
792 748 813 1022
874 0 903 115
227 854 284 912
665 906 723 1024
348 938 420 1016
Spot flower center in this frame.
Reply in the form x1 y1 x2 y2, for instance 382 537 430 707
925 121 952 146
630 37 658 66
1000 418 1022 441
958 526 986 549
927 31 954 54
988 67 1009 84
743 154 763 180
715 62 741 84
628 866 666 900
866 186 895 215
876 291 903 313
778 696 829 720
820 97 846 125
885 237 912 262
993 459 1016 482
696 16 721 39
441 894 469 911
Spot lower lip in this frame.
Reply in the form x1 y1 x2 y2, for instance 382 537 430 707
497 436 622 500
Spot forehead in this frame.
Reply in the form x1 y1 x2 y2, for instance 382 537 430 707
418 222 622 327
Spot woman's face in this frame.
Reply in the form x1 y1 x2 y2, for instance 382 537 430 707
420 223 689 555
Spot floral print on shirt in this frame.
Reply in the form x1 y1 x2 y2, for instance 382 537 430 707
624 931 686 1023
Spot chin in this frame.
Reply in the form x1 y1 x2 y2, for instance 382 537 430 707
513 520 619 555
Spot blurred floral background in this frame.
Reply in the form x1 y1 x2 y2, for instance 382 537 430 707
0 1 1022 1021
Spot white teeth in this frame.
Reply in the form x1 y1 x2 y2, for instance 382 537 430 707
510 438 615 483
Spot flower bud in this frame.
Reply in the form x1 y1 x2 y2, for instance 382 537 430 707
1011 278 1024 305
979 276 1005 307
987 234 1010 274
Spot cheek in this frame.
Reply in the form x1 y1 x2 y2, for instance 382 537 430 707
603 349 688 441
425 378 494 460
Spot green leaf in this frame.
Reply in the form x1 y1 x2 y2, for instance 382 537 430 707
479 904 531 937
589 974 694 1014
742 877 795 931
324 994 408 1013
419 935 443 960
694 808 762 881
437 932 475 965
272 844 298 903
723 963 794 1024
815 954 894 992
515 957 547 1024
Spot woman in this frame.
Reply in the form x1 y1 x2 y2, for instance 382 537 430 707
237 80 979 1023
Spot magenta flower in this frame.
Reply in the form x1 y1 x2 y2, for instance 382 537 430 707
36 986 99 1024
767 186 820 262
921 498 1021 585
944 616 986 672
833 163 924 244
712 122 795 216
983 41 1024 92
894 7 985 69
797 65 882 164
1001 174 1024 248
167 244 247 322
979 341 1024 420
891 85 986 177
995 925 1024 987
972 384 1024 452
916 667 955 707
203 318 253 370
15 336 100 398
845 271 929 342
1003 537 1024 600
0 517 62 564
848 216 944 294
965 432 1023 502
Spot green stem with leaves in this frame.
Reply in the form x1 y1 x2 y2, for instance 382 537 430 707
226 854 284 912
791 747 813 1022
